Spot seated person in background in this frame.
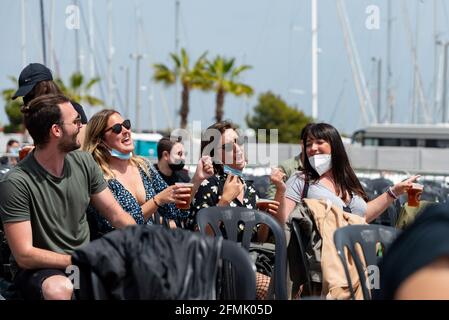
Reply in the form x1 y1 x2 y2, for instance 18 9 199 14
282 123 419 225
12 63 89 146
0 94 136 300
0 140 21 180
0 139 20 167
82 109 213 234
375 204 449 300
190 120 286 300
154 136 191 186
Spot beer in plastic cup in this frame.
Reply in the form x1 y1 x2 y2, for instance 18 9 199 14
175 182 194 210
19 146 34 161
256 199 278 212
407 183 423 207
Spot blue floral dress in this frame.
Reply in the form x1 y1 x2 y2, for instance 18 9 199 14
87 161 189 235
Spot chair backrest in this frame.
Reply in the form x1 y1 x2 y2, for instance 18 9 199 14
0 230 12 282
333 224 399 300
288 218 314 296
151 210 170 227
196 206 287 300
217 239 257 300
86 237 256 300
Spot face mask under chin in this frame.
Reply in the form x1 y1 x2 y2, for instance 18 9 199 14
101 140 132 160
109 148 132 160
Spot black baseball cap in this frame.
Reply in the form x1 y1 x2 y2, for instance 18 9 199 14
12 63 53 100
71 101 88 125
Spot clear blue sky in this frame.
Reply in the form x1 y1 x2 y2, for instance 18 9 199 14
1 0 447 136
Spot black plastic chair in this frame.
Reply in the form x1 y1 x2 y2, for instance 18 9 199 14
288 218 314 296
0 230 12 282
196 206 287 300
333 224 399 300
151 210 171 228
84 237 256 300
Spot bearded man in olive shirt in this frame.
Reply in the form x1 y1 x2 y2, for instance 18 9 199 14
0 94 136 300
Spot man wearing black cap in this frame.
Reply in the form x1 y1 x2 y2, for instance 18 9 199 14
13 63 56 100
12 63 89 146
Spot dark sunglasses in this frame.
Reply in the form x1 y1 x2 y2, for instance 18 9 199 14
221 136 245 152
104 119 131 134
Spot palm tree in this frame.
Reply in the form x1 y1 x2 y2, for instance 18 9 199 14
206 56 254 123
153 48 209 129
54 72 104 107
2 78 25 133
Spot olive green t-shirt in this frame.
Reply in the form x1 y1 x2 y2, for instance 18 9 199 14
0 150 107 254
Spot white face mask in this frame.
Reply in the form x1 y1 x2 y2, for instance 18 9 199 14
308 154 332 176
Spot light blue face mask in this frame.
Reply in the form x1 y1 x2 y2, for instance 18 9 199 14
109 148 132 160
223 165 244 178
9 147 20 157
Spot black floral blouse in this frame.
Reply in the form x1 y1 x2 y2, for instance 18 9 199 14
188 173 259 229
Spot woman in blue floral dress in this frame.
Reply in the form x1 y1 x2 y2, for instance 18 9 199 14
82 109 213 236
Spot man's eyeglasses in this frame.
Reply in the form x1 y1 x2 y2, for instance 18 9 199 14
104 119 131 134
221 136 245 152
60 116 82 127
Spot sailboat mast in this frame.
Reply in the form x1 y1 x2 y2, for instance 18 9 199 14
336 1 368 124
401 0 431 124
121 66 130 120
21 0 27 67
49 0 55 71
336 0 376 124
442 43 449 123
74 0 81 73
39 0 47 65
377 59 382 123
311 0 318 120
149 84 156 132
88 0 95 95
132 54 143 132
386 0 393 123
433 0 439 123
107 0 114 107
174 0 180 128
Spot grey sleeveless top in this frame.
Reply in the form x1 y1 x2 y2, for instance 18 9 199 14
285 172 367 217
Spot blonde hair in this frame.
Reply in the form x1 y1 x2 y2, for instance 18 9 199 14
82 109 149 179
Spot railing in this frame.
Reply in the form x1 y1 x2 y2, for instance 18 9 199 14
346 145 449 175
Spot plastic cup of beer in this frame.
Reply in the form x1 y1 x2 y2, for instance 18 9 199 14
175 182 194 210
19 145 34 161
407 183 423 207
256 199 279 212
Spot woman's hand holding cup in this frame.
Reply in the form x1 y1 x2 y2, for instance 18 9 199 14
256 199 280 216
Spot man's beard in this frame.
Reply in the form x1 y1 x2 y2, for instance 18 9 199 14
58 128 81 153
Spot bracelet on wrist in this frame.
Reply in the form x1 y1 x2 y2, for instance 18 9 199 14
153 196 162 208
386 187 399 200
219 198 231 206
